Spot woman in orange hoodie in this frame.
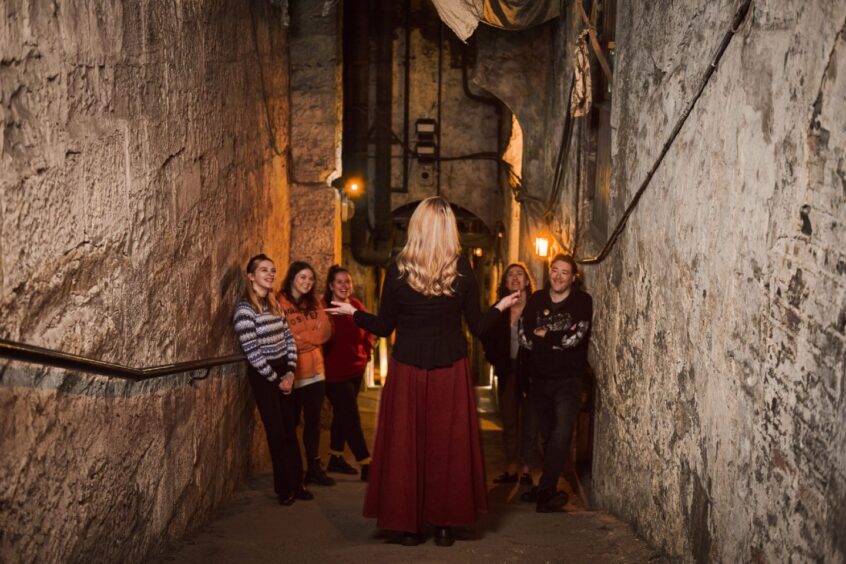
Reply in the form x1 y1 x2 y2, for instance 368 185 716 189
278 261 336 487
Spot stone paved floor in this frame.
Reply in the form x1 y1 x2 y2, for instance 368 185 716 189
151 388 665 563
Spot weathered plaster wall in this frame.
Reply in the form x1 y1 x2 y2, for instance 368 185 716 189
472 0 845 560
287 0 342 288
474 18 575 283
579 1 845 561
0 1 291 562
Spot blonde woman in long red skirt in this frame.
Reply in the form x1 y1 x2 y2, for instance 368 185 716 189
327 196 519 547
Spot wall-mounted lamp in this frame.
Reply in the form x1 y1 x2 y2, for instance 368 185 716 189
345 177 364 198
534 236 550 258
473 247 484 257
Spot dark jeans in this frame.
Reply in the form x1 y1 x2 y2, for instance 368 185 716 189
325 375 370 462
293 379 326 469
531 376 583 496
247 368 303 497
497 360 540 467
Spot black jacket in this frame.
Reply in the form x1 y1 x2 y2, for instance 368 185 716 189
353 256 501 369
482 306 531 393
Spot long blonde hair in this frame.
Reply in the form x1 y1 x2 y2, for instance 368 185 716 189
244 254 282 316
396 196 462 297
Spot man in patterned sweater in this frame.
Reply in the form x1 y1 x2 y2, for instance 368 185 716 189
520 253 592 513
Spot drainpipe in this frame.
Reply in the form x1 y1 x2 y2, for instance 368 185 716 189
347 0 394 265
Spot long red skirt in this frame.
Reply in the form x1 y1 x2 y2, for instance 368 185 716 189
363 357 488 532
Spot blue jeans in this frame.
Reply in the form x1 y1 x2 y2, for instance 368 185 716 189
530 377 583 496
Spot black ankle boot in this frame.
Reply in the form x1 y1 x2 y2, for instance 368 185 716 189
277 492 296 506
305 464 336 486
434 526 455 547
399 531 421 546
327 454 358 475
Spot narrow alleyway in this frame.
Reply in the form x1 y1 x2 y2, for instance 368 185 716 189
151 389 663 563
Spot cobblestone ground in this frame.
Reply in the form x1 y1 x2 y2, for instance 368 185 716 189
152 389 665 564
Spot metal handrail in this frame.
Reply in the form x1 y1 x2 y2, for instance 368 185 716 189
0 338 245 381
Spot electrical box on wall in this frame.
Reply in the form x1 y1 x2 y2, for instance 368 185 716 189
415 118 438 164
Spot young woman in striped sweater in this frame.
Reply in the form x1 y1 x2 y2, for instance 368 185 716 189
232 254 312 506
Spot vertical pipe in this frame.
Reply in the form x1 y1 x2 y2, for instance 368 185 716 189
436 21 443 196
343 0 370 184
373 0 393 241
401 0 411 194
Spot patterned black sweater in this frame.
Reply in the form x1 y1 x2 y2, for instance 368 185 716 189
519 288 592 380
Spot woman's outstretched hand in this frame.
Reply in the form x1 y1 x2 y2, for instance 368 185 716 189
325 300 356 316
494 291 521 312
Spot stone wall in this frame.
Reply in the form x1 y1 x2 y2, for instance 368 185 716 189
578 1 845 561
472 0 845 560
0 1 291 561
287 0 342 290
390 0 502 234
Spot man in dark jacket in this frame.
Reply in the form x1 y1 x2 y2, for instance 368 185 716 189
520 254 592 512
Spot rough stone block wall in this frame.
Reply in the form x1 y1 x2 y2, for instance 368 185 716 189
287 0 342 288
0 0 291 561
579 1 846 561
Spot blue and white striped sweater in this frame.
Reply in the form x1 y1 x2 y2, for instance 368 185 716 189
233 301 298 382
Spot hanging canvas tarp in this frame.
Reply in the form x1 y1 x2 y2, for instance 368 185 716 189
430 0 560 41
482 0 560 31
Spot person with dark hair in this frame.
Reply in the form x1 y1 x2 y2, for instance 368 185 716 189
232 254 312 506
482 263 539 487
278 261 335 487
322 265 374 481
519 253 592 513
326 197 520 547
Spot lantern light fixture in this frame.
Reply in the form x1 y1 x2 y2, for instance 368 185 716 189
534 236 550 258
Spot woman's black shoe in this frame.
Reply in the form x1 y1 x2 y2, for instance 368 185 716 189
295 486 314 500
277 492 296 506
536 491 568 513
305 466 336 486
492 471 518 484
360 463 370 482
399 532 421 546
327 454 358 475
519 473 534 486
434 527 455 547
519 486 539 503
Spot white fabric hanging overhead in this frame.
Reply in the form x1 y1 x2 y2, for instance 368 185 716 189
430 0 561 41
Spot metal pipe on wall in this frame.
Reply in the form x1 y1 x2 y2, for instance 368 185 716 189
345 0 393 265
373 0 394 242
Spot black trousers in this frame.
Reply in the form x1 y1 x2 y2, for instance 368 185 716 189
325 375 370 462
497 360 540 467
531 376 583 496
293 379 325 468
247 368 303 497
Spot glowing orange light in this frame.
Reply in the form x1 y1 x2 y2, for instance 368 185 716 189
473 247 484 257
534 236 550 258
345 178 365 197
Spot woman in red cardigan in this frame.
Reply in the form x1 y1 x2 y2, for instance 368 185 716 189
322 265 374 481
